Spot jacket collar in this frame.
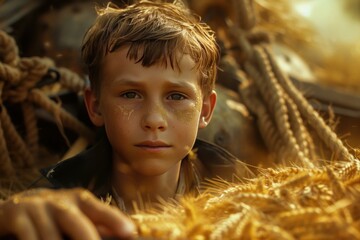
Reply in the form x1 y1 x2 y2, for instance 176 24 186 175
40 137 113 196
40 137 244 198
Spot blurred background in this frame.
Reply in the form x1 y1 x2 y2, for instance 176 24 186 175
0 0 359 182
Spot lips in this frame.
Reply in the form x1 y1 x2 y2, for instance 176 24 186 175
135 140 171 148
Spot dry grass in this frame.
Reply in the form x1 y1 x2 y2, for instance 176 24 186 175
132 158 360 239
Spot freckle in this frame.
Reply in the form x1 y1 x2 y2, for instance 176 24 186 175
195 95 202 109
117 106 134 120
174 107 198 123
174 96 202 123
127 109 134 120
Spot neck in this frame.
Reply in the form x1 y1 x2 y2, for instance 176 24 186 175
111 161 182 212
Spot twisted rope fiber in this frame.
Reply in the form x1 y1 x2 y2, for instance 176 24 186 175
0 32 21 84
232 0 256 30
27 89 94 142
4 57 52 103
0 108 14 175
0 80 13 176
221 55 284 164
240 66 290 164
58 67 86 93
6 57 53 159
0 30 94 177
225 0 306 165
22 102 39 155
0 104 34 167
0 62 21 85
229 0 357 166
244 60 297 159
253 46 314 166
252 47 304 160
0 29 19 66
244 59 314 168
263 46 355 162
284 95 315 159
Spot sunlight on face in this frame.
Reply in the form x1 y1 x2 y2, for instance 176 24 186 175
97 47 204 177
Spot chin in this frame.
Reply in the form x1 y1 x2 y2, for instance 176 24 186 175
133 161 178 177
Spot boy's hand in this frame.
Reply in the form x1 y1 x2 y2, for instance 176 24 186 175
0 188 136 240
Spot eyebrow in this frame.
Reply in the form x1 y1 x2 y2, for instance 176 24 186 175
112 78 141 86
164 81 196 90
113 78 197 90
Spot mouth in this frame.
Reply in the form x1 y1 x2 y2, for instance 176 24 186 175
135 141 171 149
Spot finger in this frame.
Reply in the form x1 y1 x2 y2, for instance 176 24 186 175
95 225 114 238
77 191 136 238
10 211 38 240
0 200 38 240
52 201 101 240
27 201 62 240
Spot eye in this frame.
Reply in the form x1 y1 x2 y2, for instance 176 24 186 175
121 91 141 99
168 93 186 100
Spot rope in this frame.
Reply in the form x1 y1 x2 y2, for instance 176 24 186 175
4 57 52 103
227 0 356 166
231 0 256 30
0 127 14 176
0 29 19 66
0 104 34 167
0 105 14 175
0 30 94 177
27 89 95 142
0 81 14 176
263 47 355 162
22 101 39 156
58 67 86 93
0 31 21 85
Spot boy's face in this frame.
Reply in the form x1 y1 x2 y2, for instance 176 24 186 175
85 47 216 177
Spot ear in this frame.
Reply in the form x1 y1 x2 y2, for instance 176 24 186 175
199 90 217 129
84 88 104 127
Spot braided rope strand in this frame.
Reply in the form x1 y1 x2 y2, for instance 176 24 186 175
0 29 94 177
240 82 282 163
28 89 94 142
285 95 314 159
263 46 355 162
58 67 86 93
232 0 256 30
5 57 53 103
0 30 19 66
0 106 14 176
244 58 313 167
22 102 39 156
0 105 34 167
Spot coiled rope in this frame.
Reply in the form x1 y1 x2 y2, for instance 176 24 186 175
0 30 94 176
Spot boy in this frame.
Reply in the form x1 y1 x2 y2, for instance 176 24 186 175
0 1 244 239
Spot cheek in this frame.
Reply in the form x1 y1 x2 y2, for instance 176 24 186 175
116 105 135 120
171 98 202 124
102 105 136 136
173 107 199 123
110 99 143 121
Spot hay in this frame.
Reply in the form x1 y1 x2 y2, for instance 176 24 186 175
133 159 360 239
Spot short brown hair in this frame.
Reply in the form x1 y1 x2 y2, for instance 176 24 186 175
81 0 219 96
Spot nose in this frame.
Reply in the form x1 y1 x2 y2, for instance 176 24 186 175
141 103 168 131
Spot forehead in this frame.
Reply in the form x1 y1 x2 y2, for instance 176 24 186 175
97 47 204 95
100 46 198 78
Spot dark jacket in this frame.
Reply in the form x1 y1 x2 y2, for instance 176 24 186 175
39 137 249 199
